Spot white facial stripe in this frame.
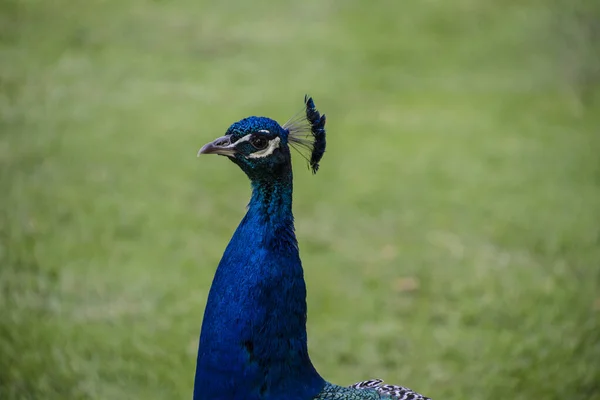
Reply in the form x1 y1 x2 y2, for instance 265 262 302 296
258 129 270 134
230 135 251 146
248 137 281 159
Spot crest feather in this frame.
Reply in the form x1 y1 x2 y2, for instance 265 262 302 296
284 95 327 174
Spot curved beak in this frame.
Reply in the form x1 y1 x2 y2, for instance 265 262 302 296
197 135 236 157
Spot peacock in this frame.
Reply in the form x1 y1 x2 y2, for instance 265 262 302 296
194 96 432 400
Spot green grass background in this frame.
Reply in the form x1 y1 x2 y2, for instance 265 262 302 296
2 0 600 399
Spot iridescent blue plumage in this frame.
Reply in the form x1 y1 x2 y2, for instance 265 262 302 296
194 97 432 400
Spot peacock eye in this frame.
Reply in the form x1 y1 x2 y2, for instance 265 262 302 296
250 136 268 150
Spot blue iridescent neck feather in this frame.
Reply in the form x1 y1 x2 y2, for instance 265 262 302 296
194 110 326 399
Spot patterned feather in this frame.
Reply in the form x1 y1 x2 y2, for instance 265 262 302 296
314 380 431 399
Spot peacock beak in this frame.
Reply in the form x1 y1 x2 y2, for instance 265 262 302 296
198 135 236 157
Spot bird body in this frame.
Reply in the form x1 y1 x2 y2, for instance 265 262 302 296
194 97 431 400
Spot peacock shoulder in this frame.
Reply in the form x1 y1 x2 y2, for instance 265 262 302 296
314 380 432 400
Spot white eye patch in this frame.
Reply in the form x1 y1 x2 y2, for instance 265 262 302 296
248 137 281 159
232 135 252 145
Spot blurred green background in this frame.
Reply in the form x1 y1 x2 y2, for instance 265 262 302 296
2 0 600 399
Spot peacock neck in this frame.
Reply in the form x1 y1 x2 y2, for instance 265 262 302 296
194 166 325 400
248 170 294 225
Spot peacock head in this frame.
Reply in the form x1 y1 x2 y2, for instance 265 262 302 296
198 96 326 181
